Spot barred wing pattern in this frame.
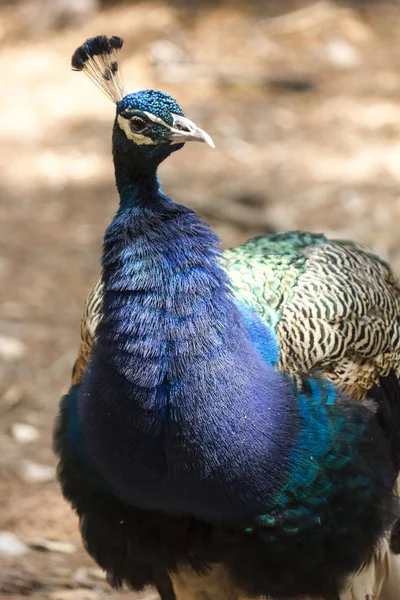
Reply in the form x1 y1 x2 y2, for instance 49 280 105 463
224 232 400 399
71 279 103 385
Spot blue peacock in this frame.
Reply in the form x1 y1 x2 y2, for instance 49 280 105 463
54 36 400 600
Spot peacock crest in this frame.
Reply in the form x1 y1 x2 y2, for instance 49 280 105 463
71 35 125 103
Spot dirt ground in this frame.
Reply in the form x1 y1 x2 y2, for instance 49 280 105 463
2 0 400 598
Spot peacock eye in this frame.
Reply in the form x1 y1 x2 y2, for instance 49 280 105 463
129 117 147 134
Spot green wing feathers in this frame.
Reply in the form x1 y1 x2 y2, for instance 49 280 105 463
224 231 400 400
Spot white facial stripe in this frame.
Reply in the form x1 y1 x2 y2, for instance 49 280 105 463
141 112 206 141
142 111 172 129
117 115 155 145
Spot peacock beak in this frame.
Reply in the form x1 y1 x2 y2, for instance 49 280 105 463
168 114 215 148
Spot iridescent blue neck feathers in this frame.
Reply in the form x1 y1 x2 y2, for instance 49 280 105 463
78 163 297 521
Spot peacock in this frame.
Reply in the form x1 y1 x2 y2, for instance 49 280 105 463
54 36 400 600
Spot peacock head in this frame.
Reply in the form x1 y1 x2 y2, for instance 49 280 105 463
71 35 214 166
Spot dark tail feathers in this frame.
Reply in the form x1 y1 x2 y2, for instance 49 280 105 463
368 370 400 553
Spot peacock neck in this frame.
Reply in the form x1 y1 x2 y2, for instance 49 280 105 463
99 168 242 387
113 155 160 210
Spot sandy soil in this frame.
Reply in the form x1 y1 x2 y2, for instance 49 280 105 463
1 0 400 597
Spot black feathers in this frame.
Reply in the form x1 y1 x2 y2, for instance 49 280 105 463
71 35 123 70
71 35 125 103
368 371 400 554
368 370 400 475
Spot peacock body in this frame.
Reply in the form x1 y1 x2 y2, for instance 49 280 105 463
54 36 400 600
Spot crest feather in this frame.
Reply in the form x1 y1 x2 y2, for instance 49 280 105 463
71 35 125 103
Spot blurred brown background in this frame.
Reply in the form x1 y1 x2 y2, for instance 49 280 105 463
1 0 400 598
